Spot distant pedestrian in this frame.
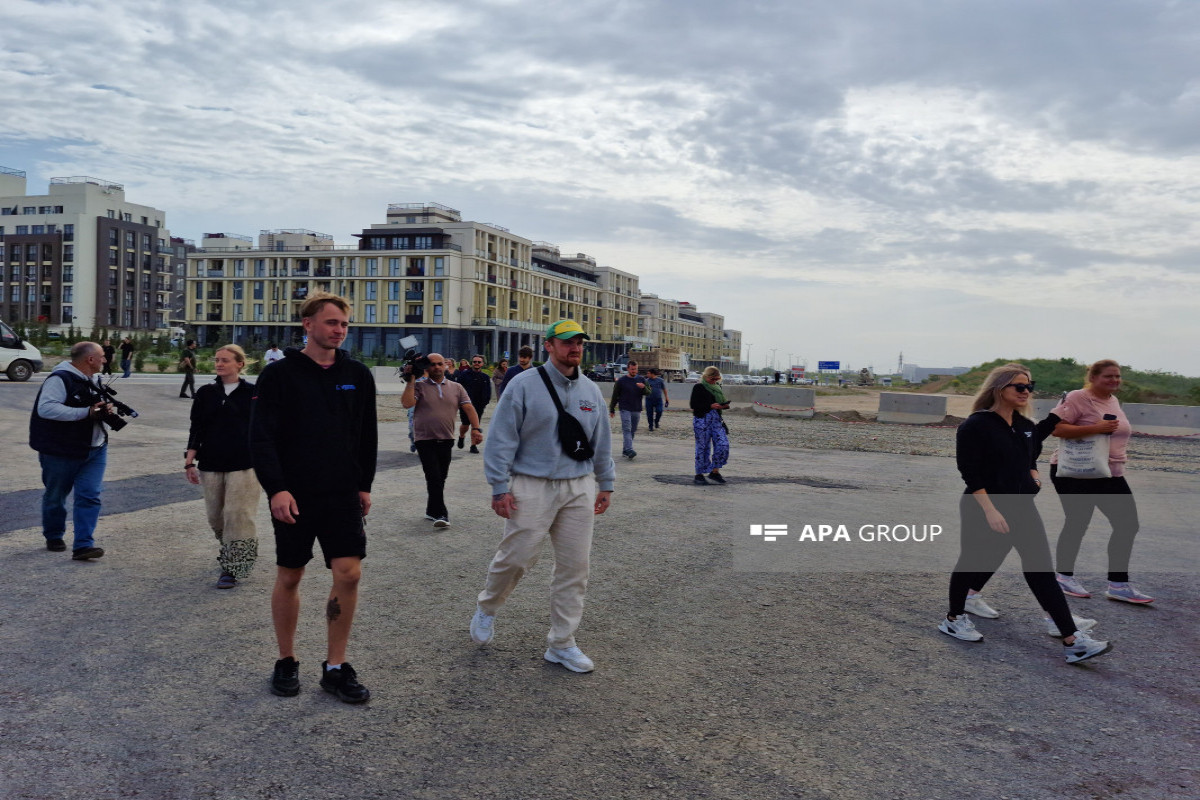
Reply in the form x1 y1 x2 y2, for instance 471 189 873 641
608 360 648 459
491 359 509 399
119 336 134 378
644 368 669 431
186 344 261 589
471 319 614 673
456 355 492 454
178 340 198 398
101 339 115 376
690 367 730 485
499 346 535 393
264 343 285 365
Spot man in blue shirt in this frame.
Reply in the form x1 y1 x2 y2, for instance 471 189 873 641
608 360 647 459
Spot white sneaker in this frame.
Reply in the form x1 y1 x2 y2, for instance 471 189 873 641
1106 582 1155 604
1064 630 1112 663
1044 615 1097 637
433 517 451 529
964 594 1000 618
469 607 494 645
938 614 983 642
1056 573 1091 598
544 645 595 673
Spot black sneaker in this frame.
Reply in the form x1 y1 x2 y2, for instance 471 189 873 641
693 474 708 485
707 471 727 484
46 539 67 552
457 437 465 449
320 661 370 703
469 444 480 454
270 657 300 697
71 546 105 560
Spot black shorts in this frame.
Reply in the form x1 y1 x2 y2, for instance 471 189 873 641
273 494 366 569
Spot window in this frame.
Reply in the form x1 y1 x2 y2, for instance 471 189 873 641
32 225 45 234
15 225 28 235
234 259 245 277
254 303 263 321
61 305 72 323
254 259 266 277
233 282 244 300
63 224 73 236
125 231 135 247
122 212 132 222
63 245 73 262
433 305 443 324
253 282 263 300
364 305 376 323
195 283 204 299
433 281 444 300
434 257 445 276
389 258 401 276
414 236 432 249
9 286 17 302
23 206 35 215
365 282 377 300
62 268 72 282
234 303 243 320
387 304 399 323
366 258 378 276
107 210 116 219
387 281 400 300
142 234 151 248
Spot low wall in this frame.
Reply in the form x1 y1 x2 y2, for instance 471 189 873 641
372 365 402 384
877 392 948 425
1122 403 1200 437
750 387 816 418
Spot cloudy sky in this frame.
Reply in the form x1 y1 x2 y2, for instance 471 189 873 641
3 0 1199 375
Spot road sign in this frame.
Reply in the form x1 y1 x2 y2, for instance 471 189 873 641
818 361 840 371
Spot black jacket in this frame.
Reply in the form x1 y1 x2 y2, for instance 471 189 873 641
187 378 255 472
250 348 377 499
29 370 103 458
457 368 492 409
956 410 1059 495
690 383 728 418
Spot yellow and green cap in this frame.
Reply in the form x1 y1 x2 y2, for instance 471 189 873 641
545 319 590 340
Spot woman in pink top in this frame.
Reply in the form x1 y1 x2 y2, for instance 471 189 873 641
1049 359 1154 604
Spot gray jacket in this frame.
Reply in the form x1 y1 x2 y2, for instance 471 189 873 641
484 364 615 495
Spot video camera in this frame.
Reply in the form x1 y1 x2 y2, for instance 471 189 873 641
399 335 431 380
79 379 139 432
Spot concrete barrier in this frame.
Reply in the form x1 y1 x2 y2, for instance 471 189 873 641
372 365 402 384
877 392 948 425
1122 403 1200 437
750 387 816 418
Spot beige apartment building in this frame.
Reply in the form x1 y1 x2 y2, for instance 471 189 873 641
0 168 186 333
186 204 650 362
637 294 744 370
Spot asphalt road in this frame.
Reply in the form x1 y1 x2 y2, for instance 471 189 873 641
1 373 1197 799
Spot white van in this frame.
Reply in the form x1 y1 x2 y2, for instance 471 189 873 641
0 319 44 381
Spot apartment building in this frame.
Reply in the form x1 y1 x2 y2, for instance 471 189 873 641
0 168 184 332
637 294 739 369
185 204 651 362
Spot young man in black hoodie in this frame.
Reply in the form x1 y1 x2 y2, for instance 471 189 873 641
251 292 378 703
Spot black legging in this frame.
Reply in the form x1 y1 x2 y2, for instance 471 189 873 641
1050 464 1139 583
949 494 1076 638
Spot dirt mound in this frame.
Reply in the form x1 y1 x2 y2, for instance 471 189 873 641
812 409 873 422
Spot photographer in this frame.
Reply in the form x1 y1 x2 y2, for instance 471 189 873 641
401 352 482 528
28 341 112 560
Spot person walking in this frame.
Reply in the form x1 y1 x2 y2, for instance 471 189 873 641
471 319 615 673
491 358 509 399
250 292 377 703
178 340 198 399
401 352 483 528
456 354 492 454
186 344 261 589
608 360 648 459
644 368 669 431
263 343 285 366
1049 359 1153 604
29 341 112 560
940 363 1111 664
119 336 135 378
690 366 730 485
499 345 535 393
101 339 115 376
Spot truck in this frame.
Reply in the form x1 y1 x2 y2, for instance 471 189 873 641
0 319 44 381
619 347 689 382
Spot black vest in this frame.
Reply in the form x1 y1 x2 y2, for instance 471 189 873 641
29 370 104 458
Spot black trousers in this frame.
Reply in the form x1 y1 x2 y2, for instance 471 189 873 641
1050 464 1139 582
414 439 453 518
179 372 195 398
949 494 1076 637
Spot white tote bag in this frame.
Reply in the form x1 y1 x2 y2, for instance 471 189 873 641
1057 435 1112 479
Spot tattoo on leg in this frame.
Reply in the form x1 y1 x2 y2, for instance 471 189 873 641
326 596 342 624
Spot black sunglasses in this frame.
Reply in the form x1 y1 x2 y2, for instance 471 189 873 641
1004 382 1036 393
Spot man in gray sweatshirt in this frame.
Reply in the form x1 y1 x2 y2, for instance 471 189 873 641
471 319 615 673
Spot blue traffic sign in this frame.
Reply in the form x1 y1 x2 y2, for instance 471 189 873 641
818 361 840 371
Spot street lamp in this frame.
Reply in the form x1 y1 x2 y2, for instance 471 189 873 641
769 348 777 372
744 343 752 372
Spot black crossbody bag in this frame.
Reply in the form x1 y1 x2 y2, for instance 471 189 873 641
537 366 595 461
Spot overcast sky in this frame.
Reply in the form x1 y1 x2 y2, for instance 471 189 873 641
3 0 1199 375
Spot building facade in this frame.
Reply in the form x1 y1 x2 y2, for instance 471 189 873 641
185 204 652 363
0 168 184 333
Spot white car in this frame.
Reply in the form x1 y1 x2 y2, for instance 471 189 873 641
684 371 702 383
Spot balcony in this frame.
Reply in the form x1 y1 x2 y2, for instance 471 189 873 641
509 300 518 310
487 275 497 283
404 314 423 324
405 290 424 301
206 313 222 321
